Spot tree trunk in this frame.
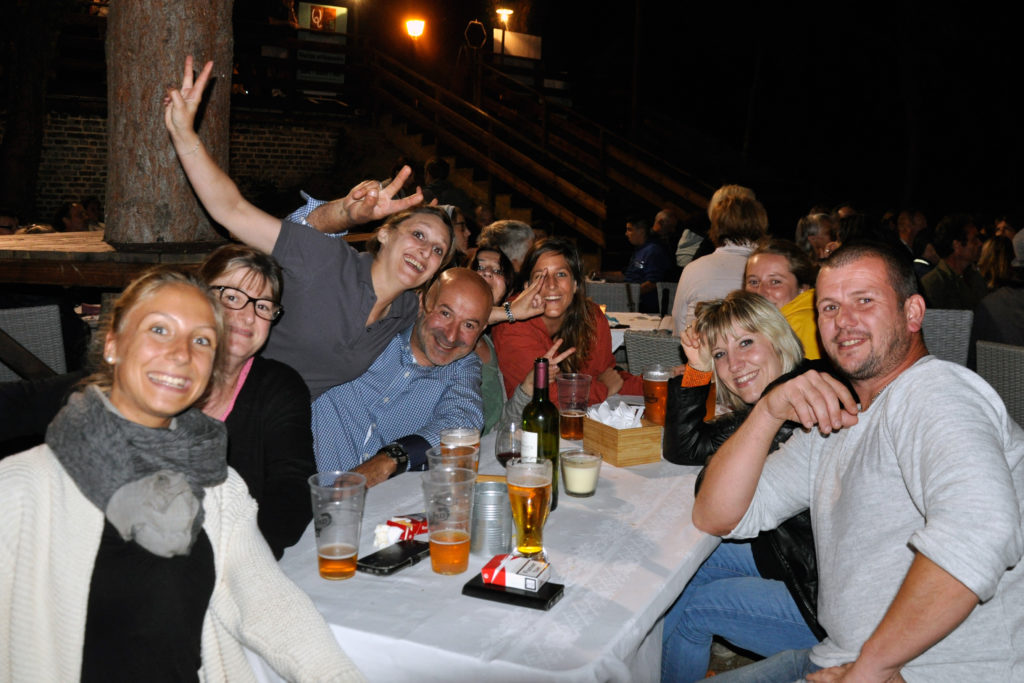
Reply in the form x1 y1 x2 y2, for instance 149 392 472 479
104 0 233 249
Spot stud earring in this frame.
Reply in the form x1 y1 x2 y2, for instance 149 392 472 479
106 356 115 364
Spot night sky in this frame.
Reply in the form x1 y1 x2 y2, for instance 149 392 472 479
364 2 1022 232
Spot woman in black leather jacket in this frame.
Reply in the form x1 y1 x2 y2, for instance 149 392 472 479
661 291 838 683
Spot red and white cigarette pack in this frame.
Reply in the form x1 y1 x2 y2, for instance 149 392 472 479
481 554 551 592
386 513 428 540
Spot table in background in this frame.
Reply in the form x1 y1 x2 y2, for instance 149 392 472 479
247 431 717 683
606 312 674 352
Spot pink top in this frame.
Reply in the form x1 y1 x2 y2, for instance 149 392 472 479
218 356 254 421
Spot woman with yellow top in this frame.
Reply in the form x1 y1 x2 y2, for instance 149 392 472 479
743 239 821 359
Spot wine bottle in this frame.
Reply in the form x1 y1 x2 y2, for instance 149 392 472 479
521 357 560 510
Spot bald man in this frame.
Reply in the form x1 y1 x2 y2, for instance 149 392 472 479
311 268 493 486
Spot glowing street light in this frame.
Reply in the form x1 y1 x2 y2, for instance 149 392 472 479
405 19 425 39
496 8 513 61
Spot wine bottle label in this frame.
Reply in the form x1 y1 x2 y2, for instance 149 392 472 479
521 431 539 463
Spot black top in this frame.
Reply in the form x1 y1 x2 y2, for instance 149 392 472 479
224 356 316 559
81 520 215 682
662 358 851 640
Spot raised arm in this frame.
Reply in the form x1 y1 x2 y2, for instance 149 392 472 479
693 370 858 535
304 167 426 234
163 56 282 253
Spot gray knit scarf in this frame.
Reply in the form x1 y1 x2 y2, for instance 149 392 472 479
46 385 228 557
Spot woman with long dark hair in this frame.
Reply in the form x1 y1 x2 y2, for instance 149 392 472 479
493 237 642 405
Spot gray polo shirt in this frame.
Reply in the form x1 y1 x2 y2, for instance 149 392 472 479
265 220 419 399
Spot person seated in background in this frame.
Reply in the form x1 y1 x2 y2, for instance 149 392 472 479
81 196 105 231
652 208 679 249
661 291 830 682
972 236 1024 348
470 244 544 434
51 200 89 232
920 213 987 310
993 214 1017 240
0 207 19 235
311 269 493 486
672 189 768 332
494 237 644 405
478 219 535 273
421 156 472 216
678 186 755 271
693 243 1023 682
744 239 821 359
598 217 674 313
977 234 1015 291
197 245 315 559
0 267 361 681
439 204 472 268
795 212 837 262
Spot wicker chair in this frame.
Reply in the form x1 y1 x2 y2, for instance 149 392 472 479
586 282 638 312
0 305 66 382
922 309 973 366
976 341 1024 428
623 330 682 374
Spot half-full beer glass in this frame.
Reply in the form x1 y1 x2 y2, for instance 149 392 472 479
506 459 552 559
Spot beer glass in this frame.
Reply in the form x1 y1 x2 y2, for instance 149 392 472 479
308 471 367 580
506 459 552 559
642 365 671 426
426 444 480 472
440 428 480 458
555 373 592 440
421 466 476 575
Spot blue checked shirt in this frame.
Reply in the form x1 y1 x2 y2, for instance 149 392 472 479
311 326 484 472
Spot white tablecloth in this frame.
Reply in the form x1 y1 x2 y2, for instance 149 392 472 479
607 313 675 351
247 433 717 683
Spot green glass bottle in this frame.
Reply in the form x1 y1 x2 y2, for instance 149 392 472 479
521 357 560 510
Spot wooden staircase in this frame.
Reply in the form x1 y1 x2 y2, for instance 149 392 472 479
365 50 714 254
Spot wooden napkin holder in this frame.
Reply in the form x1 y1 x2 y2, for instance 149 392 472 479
582 416 662 467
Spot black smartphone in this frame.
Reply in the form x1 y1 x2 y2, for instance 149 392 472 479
356 539 431 576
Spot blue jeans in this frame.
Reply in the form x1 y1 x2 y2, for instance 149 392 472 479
710 648 820 682
660 541 820 683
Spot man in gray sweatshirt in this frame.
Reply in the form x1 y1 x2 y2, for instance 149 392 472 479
694 242 1024 682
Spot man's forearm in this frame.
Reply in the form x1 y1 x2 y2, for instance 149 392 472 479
692 400 782 535
848 553 978 680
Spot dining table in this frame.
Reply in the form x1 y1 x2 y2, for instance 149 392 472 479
246 427 719 683
605 312 675 352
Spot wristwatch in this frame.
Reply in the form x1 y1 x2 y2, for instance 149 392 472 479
378 442 409 478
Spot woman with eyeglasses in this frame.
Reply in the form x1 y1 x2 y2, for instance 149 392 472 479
470 244 518 433
197 245 314 559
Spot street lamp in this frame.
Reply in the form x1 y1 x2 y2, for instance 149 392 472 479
405 19 425 39
496 8 513 62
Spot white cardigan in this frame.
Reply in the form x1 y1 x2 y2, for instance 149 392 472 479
0 445 365 683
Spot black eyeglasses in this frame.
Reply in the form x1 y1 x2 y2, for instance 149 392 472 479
212 286 283 321
475 266 503 279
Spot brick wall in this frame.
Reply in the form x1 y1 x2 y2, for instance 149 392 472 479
35 112 108 223
1 112 347 224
